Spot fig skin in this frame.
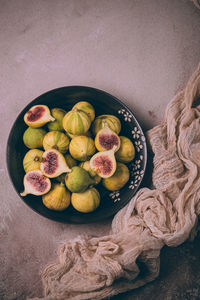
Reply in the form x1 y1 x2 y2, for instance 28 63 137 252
95 121 120 152
40 149 71 178
79 161 101 185
69 136 96 161
42 183 71 211
92 114 121 136
90 148 117 178
20 170 51 196
62 108 91 135
23 149 44 173
64 154 77 168
47 108 66 131
72 101 95 122
67 130 92 139
24 105 55 128
102 162 130 191
116 136 135 163
43 131 70 154
23 127 47 149
65 166 95 193
71 187 100 213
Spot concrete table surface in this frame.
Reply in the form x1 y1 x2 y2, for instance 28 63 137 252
1 0 200 299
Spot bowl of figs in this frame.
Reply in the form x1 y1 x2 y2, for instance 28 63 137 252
7 86 147 223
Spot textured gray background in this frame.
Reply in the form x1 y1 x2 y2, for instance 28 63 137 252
1 0 200 299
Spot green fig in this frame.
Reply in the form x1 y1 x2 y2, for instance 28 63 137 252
23 127 47 149
79 161 101 185
47 108 67 131
65 166 95 193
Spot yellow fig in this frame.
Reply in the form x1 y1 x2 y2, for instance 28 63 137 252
102 162 130 191
62 108 91 135
42 183 71 211
71 187 100 213
69 136 96 161
115 136 135 163
92 114 121 136
43 131 69 154
23 149 44 173
72 101 95 122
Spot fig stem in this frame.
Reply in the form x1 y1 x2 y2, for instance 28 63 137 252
49 116 56 122
34 156 40 162
112 145 118 152
20 190 28 196
102 120 108 128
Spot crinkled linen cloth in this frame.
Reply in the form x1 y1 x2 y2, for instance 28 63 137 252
32 65 200 300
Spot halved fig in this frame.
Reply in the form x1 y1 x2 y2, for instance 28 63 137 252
40 149 71 178
90 148 117 178
20 170 51 196
24 105 55 128
95 121 120 152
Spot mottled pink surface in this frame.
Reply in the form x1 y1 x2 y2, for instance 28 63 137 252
1 0 200 299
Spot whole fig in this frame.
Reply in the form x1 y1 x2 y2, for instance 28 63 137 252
72 101 95 122
65 166 95 193
23 127 47 149
42 183 70 211
71 187 100 213
23 149 44 173
69 136 96 161
116 136 135 163
63 108 91 135
47 108 66 131
43 131 69 154
102 162 130 191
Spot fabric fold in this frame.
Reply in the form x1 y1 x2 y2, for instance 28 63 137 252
31 64 200 300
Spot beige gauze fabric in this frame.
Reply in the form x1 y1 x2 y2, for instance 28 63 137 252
32 64 200 300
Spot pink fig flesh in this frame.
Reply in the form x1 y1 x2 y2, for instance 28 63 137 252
27 106 46 122
26 172 49 193
93 155 113 176
43 151 58 175
99 134 119 150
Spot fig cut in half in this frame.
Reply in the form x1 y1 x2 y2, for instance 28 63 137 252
90 147 117 178
95 121 120 152
40 149 71 178
20 170 51 196
24 105 55 128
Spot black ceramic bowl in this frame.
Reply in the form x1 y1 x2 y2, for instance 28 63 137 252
7 86 147 223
